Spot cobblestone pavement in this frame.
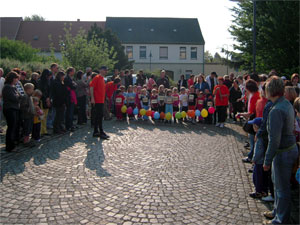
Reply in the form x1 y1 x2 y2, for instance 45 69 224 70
0 120 283 224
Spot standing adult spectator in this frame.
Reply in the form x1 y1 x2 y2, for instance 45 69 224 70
125 69 133 88
119 70 126 86
238 79 261 163
229 80 243 121
76 70 88 125
0 68 5 133
112 69 119 81
195 74 209 92
12 68 25 96
156 70 170 89
38 69 52 136
64 67 77 132
187 74 195 88
48 63 59 129
177 74 187 90
2 71 20 152
229 72 235 83
136 70 146 86
291 73 300 89
90 66 110 139
213 77 229 128
30 72 39 89
19 71 28 86
83 67 92 82
206 72 218 93
147 74 156 92
52 72 67 134
263 76 298 224
223 75 233 89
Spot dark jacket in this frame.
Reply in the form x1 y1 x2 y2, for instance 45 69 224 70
125 74 133 88
157 77 170 89
51 79 68 107
63 75 77 105
30 79 39 90
136 75 146 87
177 79 187 90
2 84 20 110
38 79 51 109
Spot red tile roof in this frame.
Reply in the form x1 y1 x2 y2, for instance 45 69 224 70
15 20 105 51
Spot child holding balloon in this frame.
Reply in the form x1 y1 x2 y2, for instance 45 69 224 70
204 88 214 124
140 88 150 120
188 85 197 123
115 89 125 121
172 87 180 113
196 90 205 123
164 89 173 123
126 85 136 119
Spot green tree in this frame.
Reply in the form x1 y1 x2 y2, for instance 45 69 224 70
204 51 213 63
87 23 133 70
60 25 117 71
0 38 40 62
229 0 299 75
24 14 46 21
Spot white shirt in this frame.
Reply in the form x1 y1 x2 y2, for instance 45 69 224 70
179 94 188 107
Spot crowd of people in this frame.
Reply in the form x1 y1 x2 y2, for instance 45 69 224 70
0 64 299 224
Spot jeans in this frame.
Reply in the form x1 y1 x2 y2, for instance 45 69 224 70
47 107 56 129
248 134 255 160
271 146 298 224
65 103 74 130
253 164 268 193
77 96 87 124
3 108 19 151
94 103 104 134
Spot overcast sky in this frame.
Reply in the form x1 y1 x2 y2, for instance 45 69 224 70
2 0 238 55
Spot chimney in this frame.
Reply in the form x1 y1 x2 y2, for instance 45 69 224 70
77 19 80 22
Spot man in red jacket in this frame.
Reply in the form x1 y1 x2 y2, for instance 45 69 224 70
90 66 110 139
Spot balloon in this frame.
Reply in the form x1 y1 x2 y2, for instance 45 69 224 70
165 112 172 120
208 107 215 114
133 108 139 115
175 112 182 119
121 105 127 113
181 111 187 118
195 109 201 117
146 110 152 117
160 112 165 119
154 112 160 120
151 111 155 118
188 110 195 118
201 109 208 118
140 109 146 116
127 107 133 115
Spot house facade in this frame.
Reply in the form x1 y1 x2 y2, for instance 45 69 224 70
106 17 205 81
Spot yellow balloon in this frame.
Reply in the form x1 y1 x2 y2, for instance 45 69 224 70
165 112 172 120
181 111 187 118
140 109 146 116
201 109 208 118
121 105 127 113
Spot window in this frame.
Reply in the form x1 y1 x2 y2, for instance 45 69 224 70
180 47 186 59
185 70 192 79
159 47 168 59
139 46 146 59
126 46 133 59
191 47 197 59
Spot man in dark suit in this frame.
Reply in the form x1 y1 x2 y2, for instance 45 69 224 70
177 74 187 90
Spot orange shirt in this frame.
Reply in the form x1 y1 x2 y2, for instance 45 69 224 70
90 75 105 104
213 84 229 106
256 96 268 118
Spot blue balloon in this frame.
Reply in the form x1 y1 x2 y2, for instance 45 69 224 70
133 108 139 115
195 109 201 117
154 111 160 120
296 168 300 184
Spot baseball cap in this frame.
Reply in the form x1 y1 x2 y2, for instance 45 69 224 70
248 117 263 126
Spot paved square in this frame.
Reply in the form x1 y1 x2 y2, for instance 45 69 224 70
0 121 270 224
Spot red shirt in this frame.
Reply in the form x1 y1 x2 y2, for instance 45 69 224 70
90 75 105 104
188 78 194 88
255 96 267 118
115 95 125 106
213 85 229 106
105 81 118 99
248 91 260 115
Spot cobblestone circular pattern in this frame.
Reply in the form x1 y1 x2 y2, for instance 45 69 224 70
0 121 269 224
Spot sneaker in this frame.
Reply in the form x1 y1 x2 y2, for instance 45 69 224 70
262 195 274 202
220 123 224 128
242 157 252 163
263 211 275 220
244 142 250 148
215 123 220 127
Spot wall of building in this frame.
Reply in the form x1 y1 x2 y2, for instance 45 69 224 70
123 44 204 64
204 63 246 77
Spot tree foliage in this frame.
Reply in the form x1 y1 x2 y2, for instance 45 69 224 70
87 23 133 70
24 14 46 21
60 25 117 71
229 0 299 76
0 38 40 62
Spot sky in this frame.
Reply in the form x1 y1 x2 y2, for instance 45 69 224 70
2 0 238 56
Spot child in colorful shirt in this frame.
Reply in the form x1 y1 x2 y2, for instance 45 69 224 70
115 89 125 120
172 87 180 113
164 89 173 123
196 90 205 123
140 88 150 120
150 89 159 112
179 87 188 113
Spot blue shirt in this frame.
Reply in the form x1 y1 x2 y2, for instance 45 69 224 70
264 97 296 166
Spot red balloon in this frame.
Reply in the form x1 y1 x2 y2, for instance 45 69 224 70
146 110 152 117
160 112 165 119
188 110 195 118
151 111 155 118
208 107 215 114
127 107 133 115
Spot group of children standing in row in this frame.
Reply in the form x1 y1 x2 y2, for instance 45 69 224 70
113 84 214 123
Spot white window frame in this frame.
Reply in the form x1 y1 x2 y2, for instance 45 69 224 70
180 47 186 59
126 46 133 59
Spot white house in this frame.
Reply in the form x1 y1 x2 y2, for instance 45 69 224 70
106 17 205 81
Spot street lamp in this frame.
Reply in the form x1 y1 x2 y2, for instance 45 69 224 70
230 0 256 72
149 51 152 72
